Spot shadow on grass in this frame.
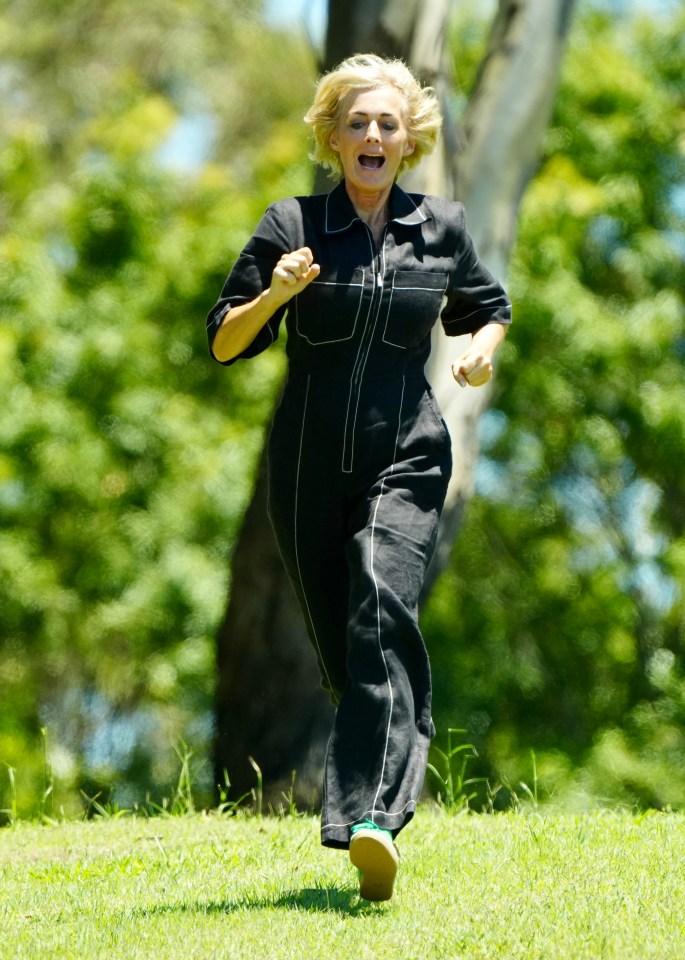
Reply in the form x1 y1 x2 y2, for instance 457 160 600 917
132 886 384 918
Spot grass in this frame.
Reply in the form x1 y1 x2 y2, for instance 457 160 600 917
2 807 685 959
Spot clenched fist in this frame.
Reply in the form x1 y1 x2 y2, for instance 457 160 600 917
451 322 507 388
451 348 494 388
270 247 321 305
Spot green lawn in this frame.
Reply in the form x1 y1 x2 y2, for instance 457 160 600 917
2 808 684 959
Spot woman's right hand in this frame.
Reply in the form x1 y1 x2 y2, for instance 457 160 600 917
211 248 320 363
269 247 320 305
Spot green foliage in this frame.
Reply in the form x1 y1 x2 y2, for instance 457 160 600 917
3 0 684 818
425 5 685 808
426 728 484 811
0 0 315 817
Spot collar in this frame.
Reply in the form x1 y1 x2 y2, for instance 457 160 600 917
324 181 430 234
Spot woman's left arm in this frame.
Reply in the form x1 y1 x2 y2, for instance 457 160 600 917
452 322 508 388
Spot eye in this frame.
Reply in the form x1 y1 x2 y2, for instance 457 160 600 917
382 123 397 131
349 121 365 129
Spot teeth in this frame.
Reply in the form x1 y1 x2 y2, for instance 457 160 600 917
359 155 384 168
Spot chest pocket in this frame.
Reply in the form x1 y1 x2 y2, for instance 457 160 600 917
293 267 365 346
381 270 448 349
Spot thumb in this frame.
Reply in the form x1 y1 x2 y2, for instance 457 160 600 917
301 262 321 286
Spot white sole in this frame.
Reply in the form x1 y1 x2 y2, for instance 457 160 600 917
349 829 399 902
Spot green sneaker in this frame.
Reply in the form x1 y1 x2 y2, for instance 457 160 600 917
349 820 398 902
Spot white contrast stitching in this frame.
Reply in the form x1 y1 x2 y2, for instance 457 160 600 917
294 275 365 345
345 229 387 473
293 375 333 693
341 230 379 474
381 274 449 349
322 798 418 830
389 374 405 475
442 304 494 324
369 482 391 823
368 375 405 822
324 190 357 233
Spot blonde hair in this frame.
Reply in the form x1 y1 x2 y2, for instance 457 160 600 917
304 54 442 180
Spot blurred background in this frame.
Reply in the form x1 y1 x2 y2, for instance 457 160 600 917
1 0 683 821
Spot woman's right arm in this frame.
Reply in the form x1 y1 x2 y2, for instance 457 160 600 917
211 246 320 363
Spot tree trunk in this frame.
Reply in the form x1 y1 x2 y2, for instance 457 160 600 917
422 0 577 586
213 0 575 804
213 445 332 803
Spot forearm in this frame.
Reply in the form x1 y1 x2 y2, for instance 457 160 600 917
211 246 320 363
471 321 507 357
211 288 284 363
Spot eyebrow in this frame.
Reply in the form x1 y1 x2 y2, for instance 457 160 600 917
347 111 398 119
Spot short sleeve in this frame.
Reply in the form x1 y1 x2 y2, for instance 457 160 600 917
440 208 512 337
206 203 294 365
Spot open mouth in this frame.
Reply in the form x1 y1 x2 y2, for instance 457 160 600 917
358 154 385 169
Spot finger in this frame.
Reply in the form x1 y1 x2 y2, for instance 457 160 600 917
273 264 298 283
457 351 484 376
280 248 314 272
275 256 309 282
292 263 320 288
281 254 307 273
274 260 320 286
453 360 492 388
459 349 493 375
451 363 468 388
452 351 475 385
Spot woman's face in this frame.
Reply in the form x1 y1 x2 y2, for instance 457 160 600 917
329 85 415 193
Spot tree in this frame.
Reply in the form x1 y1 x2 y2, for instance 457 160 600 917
422 4 685 808
214 0 576 802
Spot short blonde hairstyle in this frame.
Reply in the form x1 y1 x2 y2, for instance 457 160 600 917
304 54 442 180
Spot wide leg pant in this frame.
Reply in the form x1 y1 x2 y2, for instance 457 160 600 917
267 370 452 849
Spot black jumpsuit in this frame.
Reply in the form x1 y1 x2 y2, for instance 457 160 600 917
207 182 511 849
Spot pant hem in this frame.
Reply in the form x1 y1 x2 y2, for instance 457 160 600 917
320 803 417 849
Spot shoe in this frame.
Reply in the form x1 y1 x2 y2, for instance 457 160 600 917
349 823 398 902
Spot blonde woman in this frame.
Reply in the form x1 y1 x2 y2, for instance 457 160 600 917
207 54 511 901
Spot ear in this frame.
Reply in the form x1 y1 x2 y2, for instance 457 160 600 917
329 130 340 152
404 140 416 156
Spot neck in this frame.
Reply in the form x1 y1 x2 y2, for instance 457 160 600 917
344 181 393 231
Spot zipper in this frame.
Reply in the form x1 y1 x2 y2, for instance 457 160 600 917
342 224 387 473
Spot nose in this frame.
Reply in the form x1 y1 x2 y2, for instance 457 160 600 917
365 121 381 142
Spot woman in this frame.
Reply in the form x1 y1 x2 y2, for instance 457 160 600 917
207 54 511 901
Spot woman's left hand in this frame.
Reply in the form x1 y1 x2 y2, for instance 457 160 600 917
451 322 508 388
451 349 493 388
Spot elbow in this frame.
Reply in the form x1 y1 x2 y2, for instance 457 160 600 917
209 309 239 363
210 339 237 364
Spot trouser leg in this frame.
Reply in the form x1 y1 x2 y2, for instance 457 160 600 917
321 458 449 849
267 375 349 701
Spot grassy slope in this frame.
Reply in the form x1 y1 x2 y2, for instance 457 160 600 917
2 808 684 959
